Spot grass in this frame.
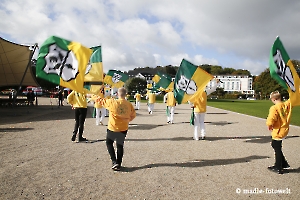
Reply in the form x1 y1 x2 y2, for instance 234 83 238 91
207 99 300 127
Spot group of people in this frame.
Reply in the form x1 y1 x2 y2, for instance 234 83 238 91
66 85 293 174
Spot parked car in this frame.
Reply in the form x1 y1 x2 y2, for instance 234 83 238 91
22 86 43 96
246 97 256 100
210 96 218 99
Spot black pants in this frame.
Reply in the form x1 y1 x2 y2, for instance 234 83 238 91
106 129 127 165
271 139 289 169
73 108 87 138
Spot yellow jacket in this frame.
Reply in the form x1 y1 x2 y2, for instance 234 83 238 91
147 93 156 104
164 92 176 107
98 98 136 132
134 93 142 101
193 91 207 113
67 91 87 108
266 99 292 140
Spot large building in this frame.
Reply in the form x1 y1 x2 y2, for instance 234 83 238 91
207 75 254 94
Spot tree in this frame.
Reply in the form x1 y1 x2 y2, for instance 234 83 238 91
210 65 223 75
125 77 147 95
222 67 236 75
253 68 288 99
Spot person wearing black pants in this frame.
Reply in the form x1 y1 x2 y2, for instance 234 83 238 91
106 129 127 167
271 140 289 171
67 91 88 142
267 91 291 174
97 87 136 171
73 108 88 141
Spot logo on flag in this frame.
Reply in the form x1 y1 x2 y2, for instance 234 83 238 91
43 44 79 82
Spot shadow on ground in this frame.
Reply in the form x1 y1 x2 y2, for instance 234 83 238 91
121 155 270 172
126 135 299 144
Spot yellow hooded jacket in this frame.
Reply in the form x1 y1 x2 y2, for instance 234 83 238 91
266 99 292 140
193 91 207 113
67 91 87 108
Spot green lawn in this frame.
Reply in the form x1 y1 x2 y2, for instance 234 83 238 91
207 99 300 127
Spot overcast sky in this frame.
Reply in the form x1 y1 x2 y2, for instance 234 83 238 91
1 0 299 75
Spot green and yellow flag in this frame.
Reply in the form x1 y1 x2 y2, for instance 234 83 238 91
152 71 174 91
269 37 300 106
36 36 92 93
84 46 104 94
85 46 103 82
103 70 129 88
174 59 214 104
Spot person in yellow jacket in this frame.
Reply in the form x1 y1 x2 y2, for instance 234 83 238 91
67 90 88 142
163 90 176 124
91 88 106 125
134 92 142 110
97 87 136 171
189 79 218 140
146 91 156 114
266 91 292 174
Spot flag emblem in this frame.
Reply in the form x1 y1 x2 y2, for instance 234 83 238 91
272 49 295 92
176 75 197 95
112 73 122 83
43 44 79 82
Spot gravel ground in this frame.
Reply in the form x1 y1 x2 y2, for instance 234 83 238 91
0 97 299 200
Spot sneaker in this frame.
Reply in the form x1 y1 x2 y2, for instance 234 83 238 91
99 122 103 125
112 162 119 170
267 166 277 170
201 136 206 140
78 137 87 142
167 121 170 124
282 164 290 169
71 135 76 141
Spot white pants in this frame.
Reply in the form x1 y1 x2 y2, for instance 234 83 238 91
136 100 140 110
148 103 154 113
96 107 106 125
194 112 206 139
167 106 175 122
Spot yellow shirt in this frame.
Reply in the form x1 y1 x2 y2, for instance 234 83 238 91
266 99 292 140
165 92 176 107
92 93 104 108
98 98 136 132
134 93 141 101
147 93 156 104
67 91 87 108
193 91 207 113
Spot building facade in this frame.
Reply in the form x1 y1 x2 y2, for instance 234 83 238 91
207 75 254 95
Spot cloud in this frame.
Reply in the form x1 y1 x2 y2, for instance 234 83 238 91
1 0 299 75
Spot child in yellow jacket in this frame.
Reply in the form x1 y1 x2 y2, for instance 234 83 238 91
97 87 136 171
266 91 291 174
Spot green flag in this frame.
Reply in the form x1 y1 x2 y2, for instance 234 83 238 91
152 71 173 91
174 59 214 104
269 37 300 106
36 36 92 93
85 46 103 82
103 70 129 88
